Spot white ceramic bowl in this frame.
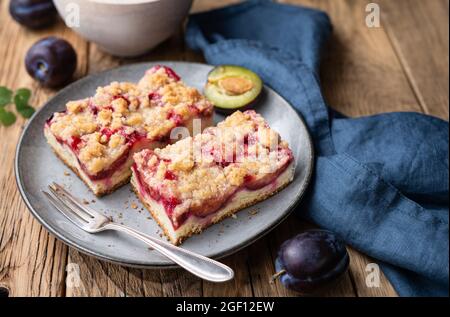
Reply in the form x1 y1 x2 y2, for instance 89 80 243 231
53 0 193 57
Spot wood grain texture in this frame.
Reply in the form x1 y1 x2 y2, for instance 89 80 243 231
293 0 424 116
381 0 449 119
0 0 447 297
0 0 88 296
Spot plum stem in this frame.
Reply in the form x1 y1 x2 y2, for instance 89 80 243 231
270 269 286 284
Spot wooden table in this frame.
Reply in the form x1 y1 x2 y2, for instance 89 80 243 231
0 0 448 297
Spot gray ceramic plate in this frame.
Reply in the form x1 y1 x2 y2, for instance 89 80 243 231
15 62 313 268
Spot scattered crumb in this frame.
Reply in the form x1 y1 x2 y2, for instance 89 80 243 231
159 233 163 238
64 171 70 176
231 214 237 219
248 209 259 216
82 199 89 205
118 213 123 219
147 216 152 220
91 199 96 203
131 202 138 209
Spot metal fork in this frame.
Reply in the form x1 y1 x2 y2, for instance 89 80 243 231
43 182 234 282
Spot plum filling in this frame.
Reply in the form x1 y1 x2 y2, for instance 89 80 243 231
167 110 184 126
51 131 84 154
151 65 180 81
161 196 181 217
82 130 148 181
89 103 99 115
164 170 177 180
132 164 187 229
188 104 199 115
164 68 181 81
148 92 162 105
48 120 149 181
68 136 83 152
133 149 293 230
86 148 131 181
112 94 130 105
87 95 131 115
244 158 292 190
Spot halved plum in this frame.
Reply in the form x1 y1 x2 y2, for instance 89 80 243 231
204 65 262 113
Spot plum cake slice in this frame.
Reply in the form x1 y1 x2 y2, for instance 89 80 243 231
44 66 213 196
131 110 295 245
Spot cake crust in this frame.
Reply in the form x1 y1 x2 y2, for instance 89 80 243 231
45 65 213 196
131 164 294 245
131 110 295 244
46 127 133 196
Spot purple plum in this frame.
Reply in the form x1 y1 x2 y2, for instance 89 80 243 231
274 229 349 293
25 37 77 88
9 0 57 29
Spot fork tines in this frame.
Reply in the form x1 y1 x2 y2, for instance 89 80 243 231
43 182 96 226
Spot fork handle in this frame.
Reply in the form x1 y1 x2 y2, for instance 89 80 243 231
104 222 234 282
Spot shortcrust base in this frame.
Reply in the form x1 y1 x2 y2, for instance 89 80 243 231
131 162 295 245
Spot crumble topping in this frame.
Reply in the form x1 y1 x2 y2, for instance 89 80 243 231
46 66 213 176
133 110 294 221
138 66 179 91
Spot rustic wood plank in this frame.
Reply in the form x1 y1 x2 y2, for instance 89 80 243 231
245 237 279 297
346 247 396 297
202 249 254 297
191 0 242 13
304 0 423 116
382 0 449 119
0 0 89 296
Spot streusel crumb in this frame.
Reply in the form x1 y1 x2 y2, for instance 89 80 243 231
133 110 293 219
46 65 213 176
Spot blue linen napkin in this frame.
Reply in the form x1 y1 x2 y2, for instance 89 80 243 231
185 0 449 296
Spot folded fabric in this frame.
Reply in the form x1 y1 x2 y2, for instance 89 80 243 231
186 0 449 296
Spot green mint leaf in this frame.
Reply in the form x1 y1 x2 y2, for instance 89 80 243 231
15 88 31 100
14 88 32 110
18 106 35 119
0 86 13 107
0 108 17 126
